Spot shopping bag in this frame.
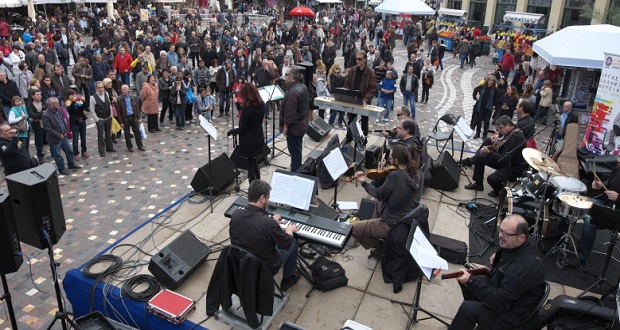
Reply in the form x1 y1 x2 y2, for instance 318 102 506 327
111 117 122 134
139 122 147 140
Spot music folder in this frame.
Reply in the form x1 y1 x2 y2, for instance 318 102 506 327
454 117 473 142
269 170 317 211
406 224 448 281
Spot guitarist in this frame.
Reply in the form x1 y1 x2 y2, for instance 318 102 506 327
448 215 546 330
464 116 528 197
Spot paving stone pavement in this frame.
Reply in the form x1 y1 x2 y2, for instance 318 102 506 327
0 36 546 329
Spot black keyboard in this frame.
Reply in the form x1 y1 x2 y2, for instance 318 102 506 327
225 197 352 250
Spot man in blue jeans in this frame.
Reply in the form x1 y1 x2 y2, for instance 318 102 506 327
41 97 81 175
280 66 310 172
229 180 300 291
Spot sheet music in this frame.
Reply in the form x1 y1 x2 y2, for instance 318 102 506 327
336 201 358 210
454 117 473 142
323 148 349 181
269 172 314 210
258 85 285 103
409 229 449 281
199 115 218 141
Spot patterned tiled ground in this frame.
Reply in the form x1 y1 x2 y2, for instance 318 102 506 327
0 34 555 329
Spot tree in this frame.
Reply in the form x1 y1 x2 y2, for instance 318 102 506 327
580 5 620 25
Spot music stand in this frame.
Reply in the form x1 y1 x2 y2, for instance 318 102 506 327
198 115 219 213
577 204 620 297
258 84 287 165
320 143 349 213
453 117 473 184
391 222 450 329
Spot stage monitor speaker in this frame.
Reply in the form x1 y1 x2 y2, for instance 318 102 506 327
148 230 211 290
0 192 23 275
191 153 238 195
358 198 375 220
430 151 460 191
365 144 382 169
306 117 332 142
230 144 270 170
295 61 314 90
6 164 66 249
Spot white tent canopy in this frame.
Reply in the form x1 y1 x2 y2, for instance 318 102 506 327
375 0 435 15
0 0 23 8
438 8 467 17
532 24 620 69
316 0 342 3
503 11 544 24
30 0 115 3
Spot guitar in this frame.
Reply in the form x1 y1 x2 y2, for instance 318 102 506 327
440 267 491 280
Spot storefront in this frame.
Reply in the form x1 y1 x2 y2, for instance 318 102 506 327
562 0 593 26
468 0 486 28
494 0 517 25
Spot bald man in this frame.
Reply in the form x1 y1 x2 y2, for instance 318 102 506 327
449 215 546 330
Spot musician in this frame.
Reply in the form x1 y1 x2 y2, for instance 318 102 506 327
448 214 546 330
562 154 620 266
464 116 528 197
343 50 377 145
379 105 421 143
351 144 422 253
229 179 301 291
280 66 310 172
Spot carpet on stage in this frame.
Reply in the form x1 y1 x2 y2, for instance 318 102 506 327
467 205 620 296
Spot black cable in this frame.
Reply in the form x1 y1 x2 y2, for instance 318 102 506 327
82 255 124 278
110 244 154 257
189 316 211 330
121 274 160 302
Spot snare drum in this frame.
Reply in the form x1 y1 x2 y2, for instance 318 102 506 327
547 176 588 214
552 192 593 220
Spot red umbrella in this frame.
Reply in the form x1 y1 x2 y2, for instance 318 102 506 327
289 6 316 19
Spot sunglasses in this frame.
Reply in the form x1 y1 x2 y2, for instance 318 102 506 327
355 58 364 61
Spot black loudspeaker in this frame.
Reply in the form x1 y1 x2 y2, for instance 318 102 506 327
341 144 365 176
306 117 332 142
430 151 460 191
0 192 23 275
230 144 270 170
358 198 375 220
365 145 382 169
6 164 66 249
191 153 238 194
296 62 315 90
148 230 211 290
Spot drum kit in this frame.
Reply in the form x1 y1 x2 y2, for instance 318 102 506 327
497 148 593 269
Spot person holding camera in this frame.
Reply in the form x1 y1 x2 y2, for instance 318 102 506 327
0 123 32 176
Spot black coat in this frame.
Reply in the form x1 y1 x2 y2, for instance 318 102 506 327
381 204 430 292
228 104 265 158
561 110 579 138
206 245 275 329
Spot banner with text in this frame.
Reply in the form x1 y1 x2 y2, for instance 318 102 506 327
581 53 620 155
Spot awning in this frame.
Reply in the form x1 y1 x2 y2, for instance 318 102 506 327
438 8 466 17
503 11 544 24
316 0 342 3
369 0 382 4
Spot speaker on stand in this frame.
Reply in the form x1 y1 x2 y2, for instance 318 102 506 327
191 153 239 195
0 191 21 330
306 117 332 142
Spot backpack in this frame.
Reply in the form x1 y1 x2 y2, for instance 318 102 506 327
309 257 348 292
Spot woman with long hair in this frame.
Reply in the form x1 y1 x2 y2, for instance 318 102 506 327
495 85 519 121
471 75 500 139
226 83 265 183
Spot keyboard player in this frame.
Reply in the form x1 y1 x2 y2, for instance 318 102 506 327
229 179 301 291
343 50 378 145
350 144 423 257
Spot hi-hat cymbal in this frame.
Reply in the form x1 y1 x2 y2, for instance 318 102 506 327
558 193 593 210
522 148 561 176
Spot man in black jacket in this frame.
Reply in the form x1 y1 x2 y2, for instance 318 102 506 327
0 123 32 175
448 215 545 330
465 116 527 197
229 180 300 291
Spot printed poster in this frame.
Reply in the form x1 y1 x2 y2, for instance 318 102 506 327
581 53 620 155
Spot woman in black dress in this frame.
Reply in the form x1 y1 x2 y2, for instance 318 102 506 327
226 83 265 183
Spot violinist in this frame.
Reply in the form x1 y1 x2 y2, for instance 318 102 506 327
350 144 423 256
464 116 527 197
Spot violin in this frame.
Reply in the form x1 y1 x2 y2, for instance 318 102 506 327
347 165 399 181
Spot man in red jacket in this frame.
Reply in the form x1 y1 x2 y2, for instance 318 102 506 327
500 49 515 81
113 48 133 86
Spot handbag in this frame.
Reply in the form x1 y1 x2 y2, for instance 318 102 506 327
10 118 28 133
111 117 122 134
139 122 147 140
185 87 196 104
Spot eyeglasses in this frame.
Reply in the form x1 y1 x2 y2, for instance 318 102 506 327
355 58 364 61
396 113 404 117
498 228 520 237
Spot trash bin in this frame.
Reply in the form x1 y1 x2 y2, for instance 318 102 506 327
481 41 491 56
439 36 453 51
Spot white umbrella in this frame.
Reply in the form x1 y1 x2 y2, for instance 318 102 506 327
28 0 36 20
375 0 435 15
532 24 620 69
0 0 23 8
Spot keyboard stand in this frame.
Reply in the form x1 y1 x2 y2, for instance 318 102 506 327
296 241 317 298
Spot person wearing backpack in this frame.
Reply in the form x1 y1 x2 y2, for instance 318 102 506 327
470 38 481 68
458 38 470 69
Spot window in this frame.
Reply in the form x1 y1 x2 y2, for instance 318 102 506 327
562 0 594 26
447 0 463 10
469 0 487 28
495 0 518 25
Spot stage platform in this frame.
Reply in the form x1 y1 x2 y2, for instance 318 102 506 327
63 129 601 329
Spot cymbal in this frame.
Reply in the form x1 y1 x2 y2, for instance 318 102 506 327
522 148 561 176
558 193 593 210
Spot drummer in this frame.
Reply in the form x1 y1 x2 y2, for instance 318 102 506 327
574 154 620 266
464 116 528 197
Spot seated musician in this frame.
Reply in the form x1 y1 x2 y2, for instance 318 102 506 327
464 116 528 197
551 154 620 266
229 179 301 291
350 144 423 254
379 105 422 143
448 214 546 330
459 100 534 168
